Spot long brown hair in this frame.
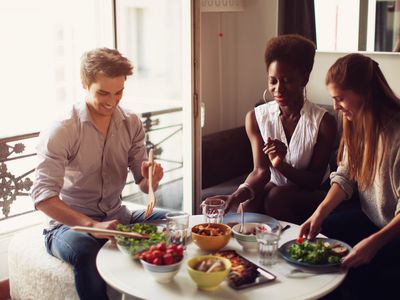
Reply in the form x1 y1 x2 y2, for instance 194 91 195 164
326 53 400 190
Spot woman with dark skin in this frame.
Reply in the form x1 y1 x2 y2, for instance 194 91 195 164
205 35 337 224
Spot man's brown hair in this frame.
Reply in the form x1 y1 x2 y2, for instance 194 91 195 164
80 47 133 87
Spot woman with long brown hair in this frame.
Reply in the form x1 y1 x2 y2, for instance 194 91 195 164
300 53 400 299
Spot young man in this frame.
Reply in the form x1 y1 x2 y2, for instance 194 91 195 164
31 48 165 299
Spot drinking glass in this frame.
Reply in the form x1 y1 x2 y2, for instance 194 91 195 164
201 198 225 223
255 222 282 266
166 211 190 249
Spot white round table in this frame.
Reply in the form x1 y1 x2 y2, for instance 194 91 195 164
97 215 347 300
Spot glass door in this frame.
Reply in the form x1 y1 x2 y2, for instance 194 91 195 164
115 0 197 214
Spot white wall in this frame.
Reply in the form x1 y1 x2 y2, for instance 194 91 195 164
308 51 400 106
200 0 278 135
200 0 400 135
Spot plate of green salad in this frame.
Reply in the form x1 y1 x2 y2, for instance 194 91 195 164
279 238 352 268
115 223 167 259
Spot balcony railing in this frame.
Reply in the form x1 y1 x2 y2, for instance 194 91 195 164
0 107 183 221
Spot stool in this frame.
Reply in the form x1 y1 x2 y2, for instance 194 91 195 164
8 226 78 300
8 226 129 300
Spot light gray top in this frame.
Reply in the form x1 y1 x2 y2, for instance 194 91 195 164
31 101 147 227
330 113 400 228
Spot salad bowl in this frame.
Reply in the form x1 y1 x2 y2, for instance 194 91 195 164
115 223 166 259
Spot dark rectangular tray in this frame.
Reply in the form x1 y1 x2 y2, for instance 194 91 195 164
213 250 276 290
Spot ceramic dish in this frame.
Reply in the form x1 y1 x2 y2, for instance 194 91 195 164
223 213 279 230
279 238 352 268
231 223 259 252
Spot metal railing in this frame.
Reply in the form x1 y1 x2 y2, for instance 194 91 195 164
0 107 183 221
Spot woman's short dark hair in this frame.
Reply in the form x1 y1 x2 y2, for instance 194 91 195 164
264 34 316 76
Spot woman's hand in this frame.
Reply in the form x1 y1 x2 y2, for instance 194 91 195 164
263 137 287 168
141 160 164 190
202 195 231 214
341 236 381 268
202 191 249 215
299 212 324 240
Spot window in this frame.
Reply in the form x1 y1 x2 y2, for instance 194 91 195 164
0 0 113 228
314 0 400 52
116 0 183 110
116 0 188 211
0 0 114 137
0 0 194 227
314 0 359 51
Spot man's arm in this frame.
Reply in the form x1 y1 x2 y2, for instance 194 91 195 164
36 196 96 227
36 196 119 238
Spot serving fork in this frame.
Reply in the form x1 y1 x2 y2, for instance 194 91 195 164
144 149 156 218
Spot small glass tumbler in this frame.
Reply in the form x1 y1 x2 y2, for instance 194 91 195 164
201 198 225 223
166 211 190 249
255 222 282 266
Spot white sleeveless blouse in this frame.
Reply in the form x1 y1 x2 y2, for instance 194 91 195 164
254 100 329 186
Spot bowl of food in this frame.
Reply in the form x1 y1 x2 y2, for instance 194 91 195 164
139 242 184 283
231 223 259 252
191 223 231 251
187 255 231 291
115 223 167 259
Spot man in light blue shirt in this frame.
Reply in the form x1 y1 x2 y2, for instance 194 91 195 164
31 48 165 300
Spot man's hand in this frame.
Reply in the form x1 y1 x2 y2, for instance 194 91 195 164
141 160 164 191
263 137 287 168
91 219 119 243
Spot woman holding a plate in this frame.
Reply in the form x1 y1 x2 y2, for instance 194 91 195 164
300 53 400 299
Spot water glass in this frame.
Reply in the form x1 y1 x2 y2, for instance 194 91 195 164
166 211 189 249
255 222 282 266
201 198 225 223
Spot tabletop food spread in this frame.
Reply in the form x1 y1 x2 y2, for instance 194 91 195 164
106 213 351 297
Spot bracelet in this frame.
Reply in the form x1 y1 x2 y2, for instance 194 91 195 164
238 182 255 201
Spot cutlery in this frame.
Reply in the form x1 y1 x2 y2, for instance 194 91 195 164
281 224 291 233
257 267 276 280
286 267 340 278
239 203 244 233
144 149 156 218
72 226 150 239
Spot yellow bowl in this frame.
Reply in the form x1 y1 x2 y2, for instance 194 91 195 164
187 255 231 291
191 223 231 251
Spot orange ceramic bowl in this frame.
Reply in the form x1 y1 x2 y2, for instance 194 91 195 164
191 223 231 251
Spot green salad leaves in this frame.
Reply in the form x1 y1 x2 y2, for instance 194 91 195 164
116 223 166 258
288 240 341 265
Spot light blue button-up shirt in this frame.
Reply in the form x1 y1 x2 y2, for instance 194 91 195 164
31 101 147 227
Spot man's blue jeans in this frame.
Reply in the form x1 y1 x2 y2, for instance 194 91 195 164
43 209 168 300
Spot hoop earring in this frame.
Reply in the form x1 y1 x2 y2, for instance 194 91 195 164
263 89 269 102
303 87 308 101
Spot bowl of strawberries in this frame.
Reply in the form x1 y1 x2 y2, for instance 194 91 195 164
138 242 184 283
